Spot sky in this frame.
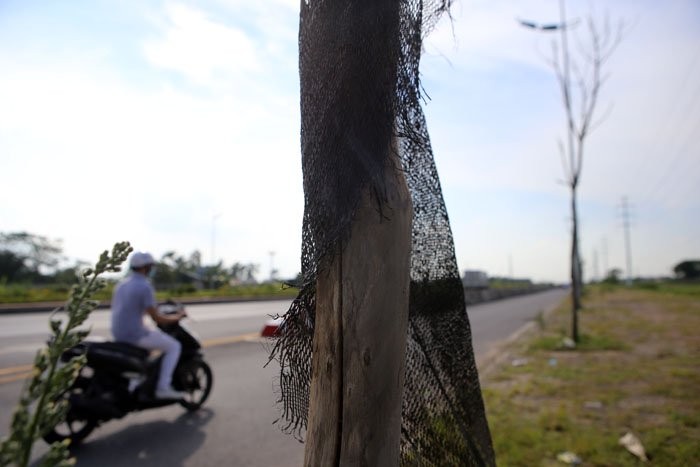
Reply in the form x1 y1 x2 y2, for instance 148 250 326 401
1 1 698 284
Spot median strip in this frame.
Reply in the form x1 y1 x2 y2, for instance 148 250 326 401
0 365 35 385
202 331 262 348
0 364 34 376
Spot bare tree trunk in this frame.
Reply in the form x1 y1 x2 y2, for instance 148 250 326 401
304 148 413 466
570 185 581 342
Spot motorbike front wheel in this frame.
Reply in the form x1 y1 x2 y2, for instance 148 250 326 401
177 360 213 412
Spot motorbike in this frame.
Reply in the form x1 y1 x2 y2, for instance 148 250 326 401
42 301 213 445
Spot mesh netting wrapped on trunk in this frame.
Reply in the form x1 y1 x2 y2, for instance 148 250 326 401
267 0 495 464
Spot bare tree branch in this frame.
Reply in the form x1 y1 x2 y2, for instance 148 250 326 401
557 138 572 183
588 101 615 134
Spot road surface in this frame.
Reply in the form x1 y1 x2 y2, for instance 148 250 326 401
0 289 566 466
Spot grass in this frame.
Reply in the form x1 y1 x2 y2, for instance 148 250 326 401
529 333 629 352
0 282 112 303
159 282 298 301
480 283 700 466
0 281 297 304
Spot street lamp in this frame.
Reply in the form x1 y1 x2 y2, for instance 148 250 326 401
517 18 579 32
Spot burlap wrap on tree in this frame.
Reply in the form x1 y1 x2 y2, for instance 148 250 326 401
268 1 495 464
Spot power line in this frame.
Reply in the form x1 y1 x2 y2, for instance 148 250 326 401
644 111 700 207
634 53 700 184
630 6 700 192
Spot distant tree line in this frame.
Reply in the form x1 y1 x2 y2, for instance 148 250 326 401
0 232 81 285
673 260 700 280
152 250 260 292
0 231 263 290
598 259 700 285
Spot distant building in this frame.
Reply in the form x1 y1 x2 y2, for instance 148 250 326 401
462 270 489 289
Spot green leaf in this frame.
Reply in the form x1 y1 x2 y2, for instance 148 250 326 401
49 319 63 335
38 439 74 467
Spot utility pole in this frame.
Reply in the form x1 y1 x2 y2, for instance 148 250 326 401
592 248 599 282
508 253 513 278
601 237 609 276
620 197 633 285
211 213 221 266
268 251 276 282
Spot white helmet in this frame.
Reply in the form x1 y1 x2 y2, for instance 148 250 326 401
129 252 156 269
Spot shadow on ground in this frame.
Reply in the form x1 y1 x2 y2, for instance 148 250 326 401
34 409 215 467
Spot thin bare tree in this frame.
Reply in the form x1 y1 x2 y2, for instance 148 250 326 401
525 1 624 342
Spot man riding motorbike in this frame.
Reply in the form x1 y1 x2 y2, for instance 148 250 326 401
111 251 187 400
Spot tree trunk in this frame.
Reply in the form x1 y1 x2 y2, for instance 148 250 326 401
304 147 413 466
570 185 581 342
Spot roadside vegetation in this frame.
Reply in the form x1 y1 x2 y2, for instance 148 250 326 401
480 283 700 466
0 230 298 305
0 281 297 305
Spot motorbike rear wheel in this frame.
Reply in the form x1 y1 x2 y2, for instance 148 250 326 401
42 378 97 445
43 411 97 445
178 360 213 412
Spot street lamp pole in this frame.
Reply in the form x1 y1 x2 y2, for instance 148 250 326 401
558 0 575 186
517 1 578 171
211 213 221 265
210 213 221 289
518 4 578 184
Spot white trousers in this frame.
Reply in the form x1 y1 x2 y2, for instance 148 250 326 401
137 329 181 391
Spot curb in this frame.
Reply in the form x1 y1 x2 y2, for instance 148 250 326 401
475 296 565 377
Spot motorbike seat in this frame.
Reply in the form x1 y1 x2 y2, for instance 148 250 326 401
94 341 149 358
86 341 150 373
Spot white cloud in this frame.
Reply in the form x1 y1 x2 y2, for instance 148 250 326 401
143 3 261 85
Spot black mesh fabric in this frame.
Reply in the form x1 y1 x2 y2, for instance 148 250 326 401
268 1 494 464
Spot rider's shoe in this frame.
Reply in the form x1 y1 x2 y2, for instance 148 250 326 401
155 386 186 400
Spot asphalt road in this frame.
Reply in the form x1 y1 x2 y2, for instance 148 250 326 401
0 289 567 466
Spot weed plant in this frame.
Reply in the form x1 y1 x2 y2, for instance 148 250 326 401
0 242 132 467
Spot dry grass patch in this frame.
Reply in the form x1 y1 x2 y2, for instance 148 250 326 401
481 284 700 466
